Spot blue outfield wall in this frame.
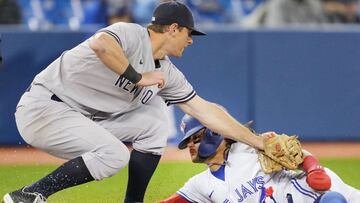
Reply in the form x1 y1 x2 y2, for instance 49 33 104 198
0 27 359 145
251 30 360 141
0 30 90 145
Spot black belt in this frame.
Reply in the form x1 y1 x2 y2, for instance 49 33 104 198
25 85 62 102
51 94 63 102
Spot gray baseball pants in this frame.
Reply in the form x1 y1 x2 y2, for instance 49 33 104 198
15 84 170 180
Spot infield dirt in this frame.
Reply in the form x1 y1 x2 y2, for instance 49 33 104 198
1 142 360 165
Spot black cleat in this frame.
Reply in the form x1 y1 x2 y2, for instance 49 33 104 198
3 187 46 203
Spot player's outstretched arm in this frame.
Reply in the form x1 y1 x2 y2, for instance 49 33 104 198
89 32 165 87
157 194 190 203
177 95 264 150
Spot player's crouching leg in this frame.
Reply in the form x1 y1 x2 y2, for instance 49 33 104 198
82 141 130 180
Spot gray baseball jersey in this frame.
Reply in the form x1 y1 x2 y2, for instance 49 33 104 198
32 22 195 115
15 23 196 179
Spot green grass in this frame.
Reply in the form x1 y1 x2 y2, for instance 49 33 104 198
0 159 359 203
319 158 360 189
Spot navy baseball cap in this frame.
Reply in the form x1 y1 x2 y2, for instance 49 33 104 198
152 1 206 36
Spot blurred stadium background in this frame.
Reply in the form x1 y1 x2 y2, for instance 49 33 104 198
1 1 360 201
1 0 360 157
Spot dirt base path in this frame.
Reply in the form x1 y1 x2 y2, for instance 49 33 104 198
1 142 360 165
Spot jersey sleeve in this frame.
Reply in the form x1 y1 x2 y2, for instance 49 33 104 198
158 59 196 105
96 22 141 57
176 173 210 203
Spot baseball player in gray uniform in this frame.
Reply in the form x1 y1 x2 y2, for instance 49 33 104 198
3 1 264 203
159 114 360 203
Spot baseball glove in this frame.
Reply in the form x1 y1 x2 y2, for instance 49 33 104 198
258 152 283 173
244 121 304 173
261 133 304 172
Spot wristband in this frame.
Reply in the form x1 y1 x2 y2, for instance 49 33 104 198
122 64 142 84
303 155 322 173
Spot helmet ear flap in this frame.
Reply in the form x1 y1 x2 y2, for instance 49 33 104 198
198 129 224 159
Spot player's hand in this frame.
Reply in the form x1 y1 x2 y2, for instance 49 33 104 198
137 71 166 88
256 132 276 150
261 131 277 138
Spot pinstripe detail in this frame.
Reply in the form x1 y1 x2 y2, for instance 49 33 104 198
177 191 195 203
291 178 318 200
165 90 196 105
97 29 121 44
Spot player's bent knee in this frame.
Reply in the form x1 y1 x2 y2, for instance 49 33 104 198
84 143 130 180
103 143 130 176
318 191 347 203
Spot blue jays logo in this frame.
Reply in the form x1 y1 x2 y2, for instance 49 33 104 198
180 120 186 133
259 186 277 203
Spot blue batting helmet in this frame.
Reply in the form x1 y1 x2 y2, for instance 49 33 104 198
178 114 224 159
318 192 347 203
178 114 204 149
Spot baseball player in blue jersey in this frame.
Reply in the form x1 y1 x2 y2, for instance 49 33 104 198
159 114 360 203
3 1 268 203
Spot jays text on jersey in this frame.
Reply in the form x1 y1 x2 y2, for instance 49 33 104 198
177 142 359 203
